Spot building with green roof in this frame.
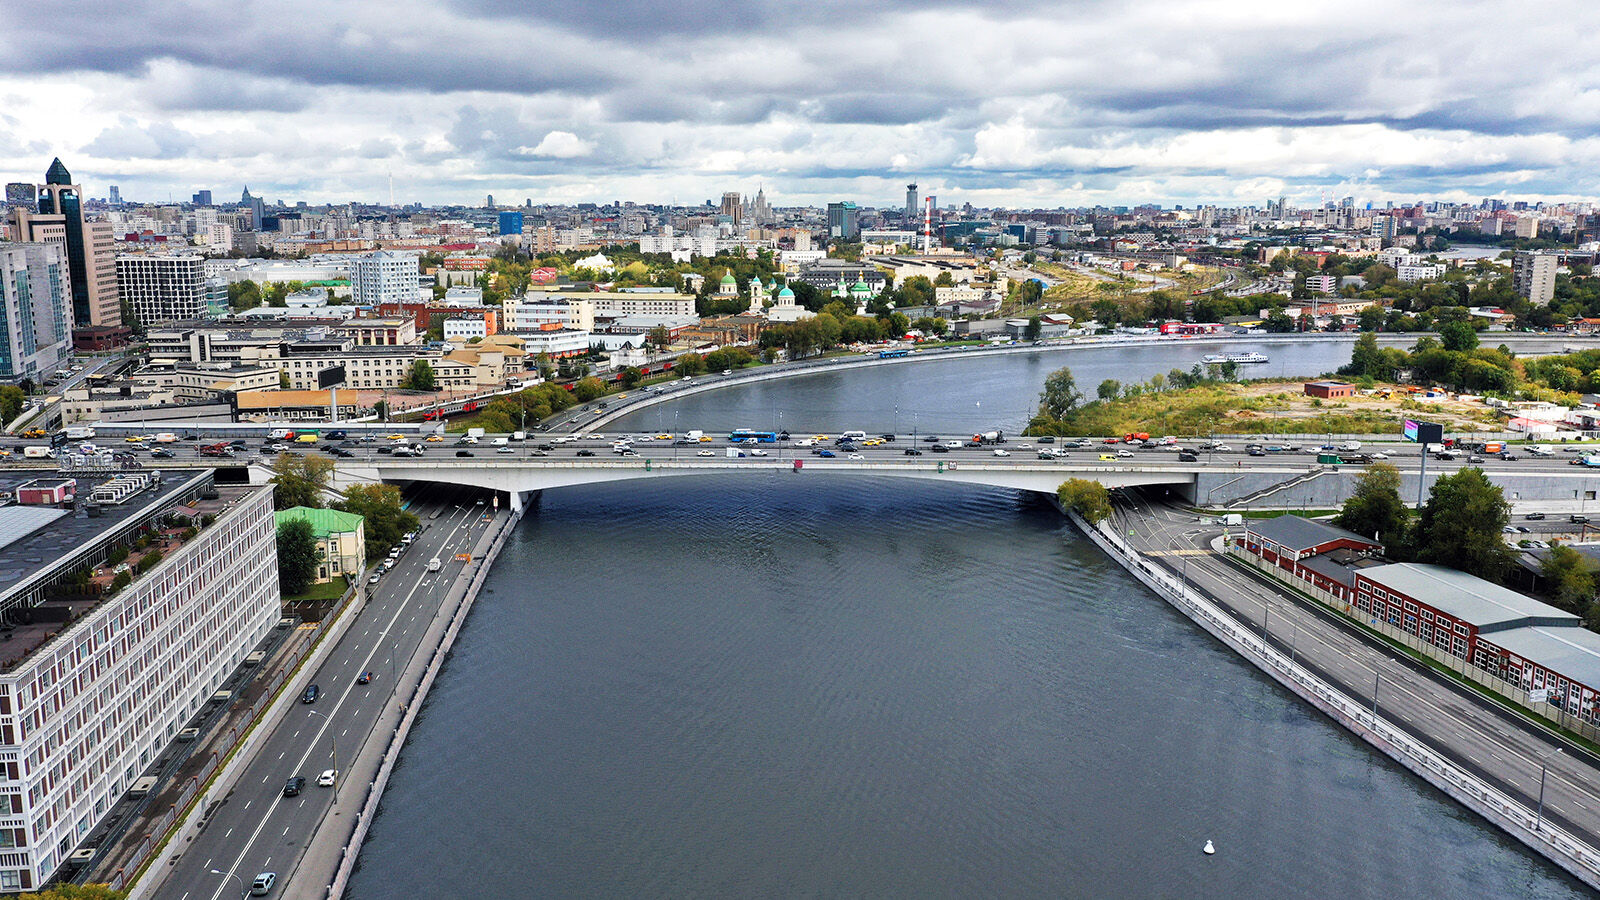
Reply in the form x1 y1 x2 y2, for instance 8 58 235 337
275 506 366 584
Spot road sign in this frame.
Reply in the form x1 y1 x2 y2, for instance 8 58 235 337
318 365 347 389
1403 419 1443 444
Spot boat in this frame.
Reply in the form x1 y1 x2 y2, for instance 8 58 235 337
1201 352 1269 365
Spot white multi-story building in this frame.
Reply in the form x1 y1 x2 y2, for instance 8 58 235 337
350 250 420 306
1396 263 1446 283
0 243 72 384
1514 250 1558 304
504 297 594 332
116 255 209 325
517 329 591 358
536 291 695 318
0 475 278 889
443 317 488 341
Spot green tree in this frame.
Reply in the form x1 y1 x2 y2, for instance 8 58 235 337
619 366 644 387
1414 467 1513 581
227 279 263 311
0 384 23 424
1058 478 1112 523
1097 379 1122 401
676 352 707 376
1024 315 1042 341
1039 366 1083 419
373 399 388 421
1357 306 1385 332
572 376 607 402
934 271 955 287
4 884 127 899
1439 320 1479 352
269 453 335 510
1332 462 1409 546
401 360 437 391
1541 543 1597 614
333 484 420 561
1263 309 1296 333
276 518 319 596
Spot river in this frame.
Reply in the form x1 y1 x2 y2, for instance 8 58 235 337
347 342 1590 899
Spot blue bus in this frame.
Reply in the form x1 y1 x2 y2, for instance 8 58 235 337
729 429 778 443
878 348 910 358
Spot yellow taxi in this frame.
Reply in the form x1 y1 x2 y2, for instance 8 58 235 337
124 436 144 443
425 435 443 442
862 439 882 446
813 434 829 441
655 434 671 440
1099 453 1116 461
698 435 714 442
386 433 405 441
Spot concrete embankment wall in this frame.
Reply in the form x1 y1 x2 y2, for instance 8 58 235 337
1068 508 1600 891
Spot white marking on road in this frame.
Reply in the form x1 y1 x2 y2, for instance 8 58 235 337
224 827 232 839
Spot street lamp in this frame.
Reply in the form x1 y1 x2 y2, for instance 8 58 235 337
210 868 246 899
1537 747 1564 831
306 709 339 804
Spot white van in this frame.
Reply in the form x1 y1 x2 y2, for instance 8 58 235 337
840 430 867 442
492 437 509 446
155 433 177 443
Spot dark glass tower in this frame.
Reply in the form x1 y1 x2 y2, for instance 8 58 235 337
36 159 92 328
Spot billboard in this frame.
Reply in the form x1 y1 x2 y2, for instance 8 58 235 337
317 365 346 389
1402 419 1443 444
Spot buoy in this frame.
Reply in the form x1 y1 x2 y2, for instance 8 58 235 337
1203 840 1215 855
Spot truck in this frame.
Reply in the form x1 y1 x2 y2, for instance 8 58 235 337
467 427 486 439
1336 440 1361 452
22 446 53 459
64 426 95 440
1220 513 1243 527
512 431 527 442
972 430 1006 445
154 432 177 443
1317 453 1343 464
684 430 704 441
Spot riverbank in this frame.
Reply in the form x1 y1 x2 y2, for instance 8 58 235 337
1070 504 1600 891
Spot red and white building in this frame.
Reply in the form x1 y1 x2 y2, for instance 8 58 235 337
1237 517 1383 601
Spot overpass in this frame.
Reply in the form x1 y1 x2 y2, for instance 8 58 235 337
322 456 1200 512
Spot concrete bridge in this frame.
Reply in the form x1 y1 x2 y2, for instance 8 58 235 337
322 456 1205 512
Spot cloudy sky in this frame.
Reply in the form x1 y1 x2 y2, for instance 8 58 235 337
2 1 1598 209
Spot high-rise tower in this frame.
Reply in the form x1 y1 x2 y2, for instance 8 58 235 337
9 158 120 330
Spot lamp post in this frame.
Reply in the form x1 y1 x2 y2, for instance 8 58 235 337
1537 747 1564 831
210 868 246 899
306 709 339 804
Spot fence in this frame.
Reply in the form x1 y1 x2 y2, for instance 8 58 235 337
1076 513 1600 892
1224 543 1600 744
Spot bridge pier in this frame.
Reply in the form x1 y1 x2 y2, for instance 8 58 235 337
507 489 538 515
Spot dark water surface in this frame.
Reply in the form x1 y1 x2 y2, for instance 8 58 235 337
348 476 1587 899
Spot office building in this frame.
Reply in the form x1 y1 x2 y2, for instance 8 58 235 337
107 185 120 205
9 159 121 330
906 183 918 215
239 187 263 231
827 201 860 240
0 471 278 888
116 256 210 324
0 243 73 383
351 250 420 306
719 192 743 226
191 190 212 206
498 210 523 237
1513 250 1558 305
4 184 34 208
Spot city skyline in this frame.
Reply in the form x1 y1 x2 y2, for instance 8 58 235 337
3 2 1600 208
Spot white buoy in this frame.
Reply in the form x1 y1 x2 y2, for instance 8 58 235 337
1203 840 1215 855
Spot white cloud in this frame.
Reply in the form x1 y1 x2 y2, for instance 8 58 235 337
518 131 595 159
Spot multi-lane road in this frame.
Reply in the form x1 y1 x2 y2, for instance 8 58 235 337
1116 489 1600 855
156 486 502 900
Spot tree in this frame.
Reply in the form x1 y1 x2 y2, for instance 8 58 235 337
1439 320 1479 352
619 366 644 387
647 326 671 351
1058 479 1112 523
1357 306 1385 332
676 352 707 376
373 399 388 421
0 384 23 424
1263 309 1295 333
1413 467 1514 581
270 453 335 510
333 484 420 561
1097 379 1122 401
1039 366 1083 419
934 271 955 288
1541 543 1597 614
1333 462 1409 545
4 884 127 899
276 518 319 596
1024 315 1042 341
227 279 263 311
572 376 607 402
401 360 437 391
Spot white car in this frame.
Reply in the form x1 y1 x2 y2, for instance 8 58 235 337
993 448 1011 457
317 769 337 787
697 449 714 457
427 557 442 572
848 453 864 459
1369 452 1389 460
496 446 514 454
1116 449 1134 458
1015 443 1031 450
749 449 768 456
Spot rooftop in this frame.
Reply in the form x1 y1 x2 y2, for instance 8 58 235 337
1359 562 1581 632
276 506 363 538
1247 515 1382 553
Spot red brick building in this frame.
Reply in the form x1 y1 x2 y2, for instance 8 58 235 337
1239 517 1383 601
1304 380 1355 399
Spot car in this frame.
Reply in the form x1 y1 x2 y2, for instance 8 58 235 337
301 685 318 704
1116 449 1134 458
1037 436 1055 444
965 441 983 448
656 434 672 440
1368 452 1388 460
1015 443 1031 450
1038 451 1058 460
922 435 940 443
930 444 949 453
748 449 768 456
317 769 337 787
456 450 475 457
357 672 372 685
283 776 305 797
368 573 380 584
496 446 514 454
1468 455 1484 463
1099 453 1116 461
1526 512 1547 520
1516 526 1532 533
334 448 355 458
697 449 715 457
325 430 347 440
386 434 404 440
1178 451 1199 462
904 448 923 456
993 448 1010 457
425 435 443 442
848 453 864 459
1213 444 1233 452
576 449 595 457
427 557 442 572
250 872 276 896
1501 453 1519 461
123 435 144 443
817 449 836 458
229 439 248 448
1573 515 1591 524
1248 448 1267 457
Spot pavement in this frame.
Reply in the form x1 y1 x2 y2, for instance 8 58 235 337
1111 487 1600 855
146 486 506 900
